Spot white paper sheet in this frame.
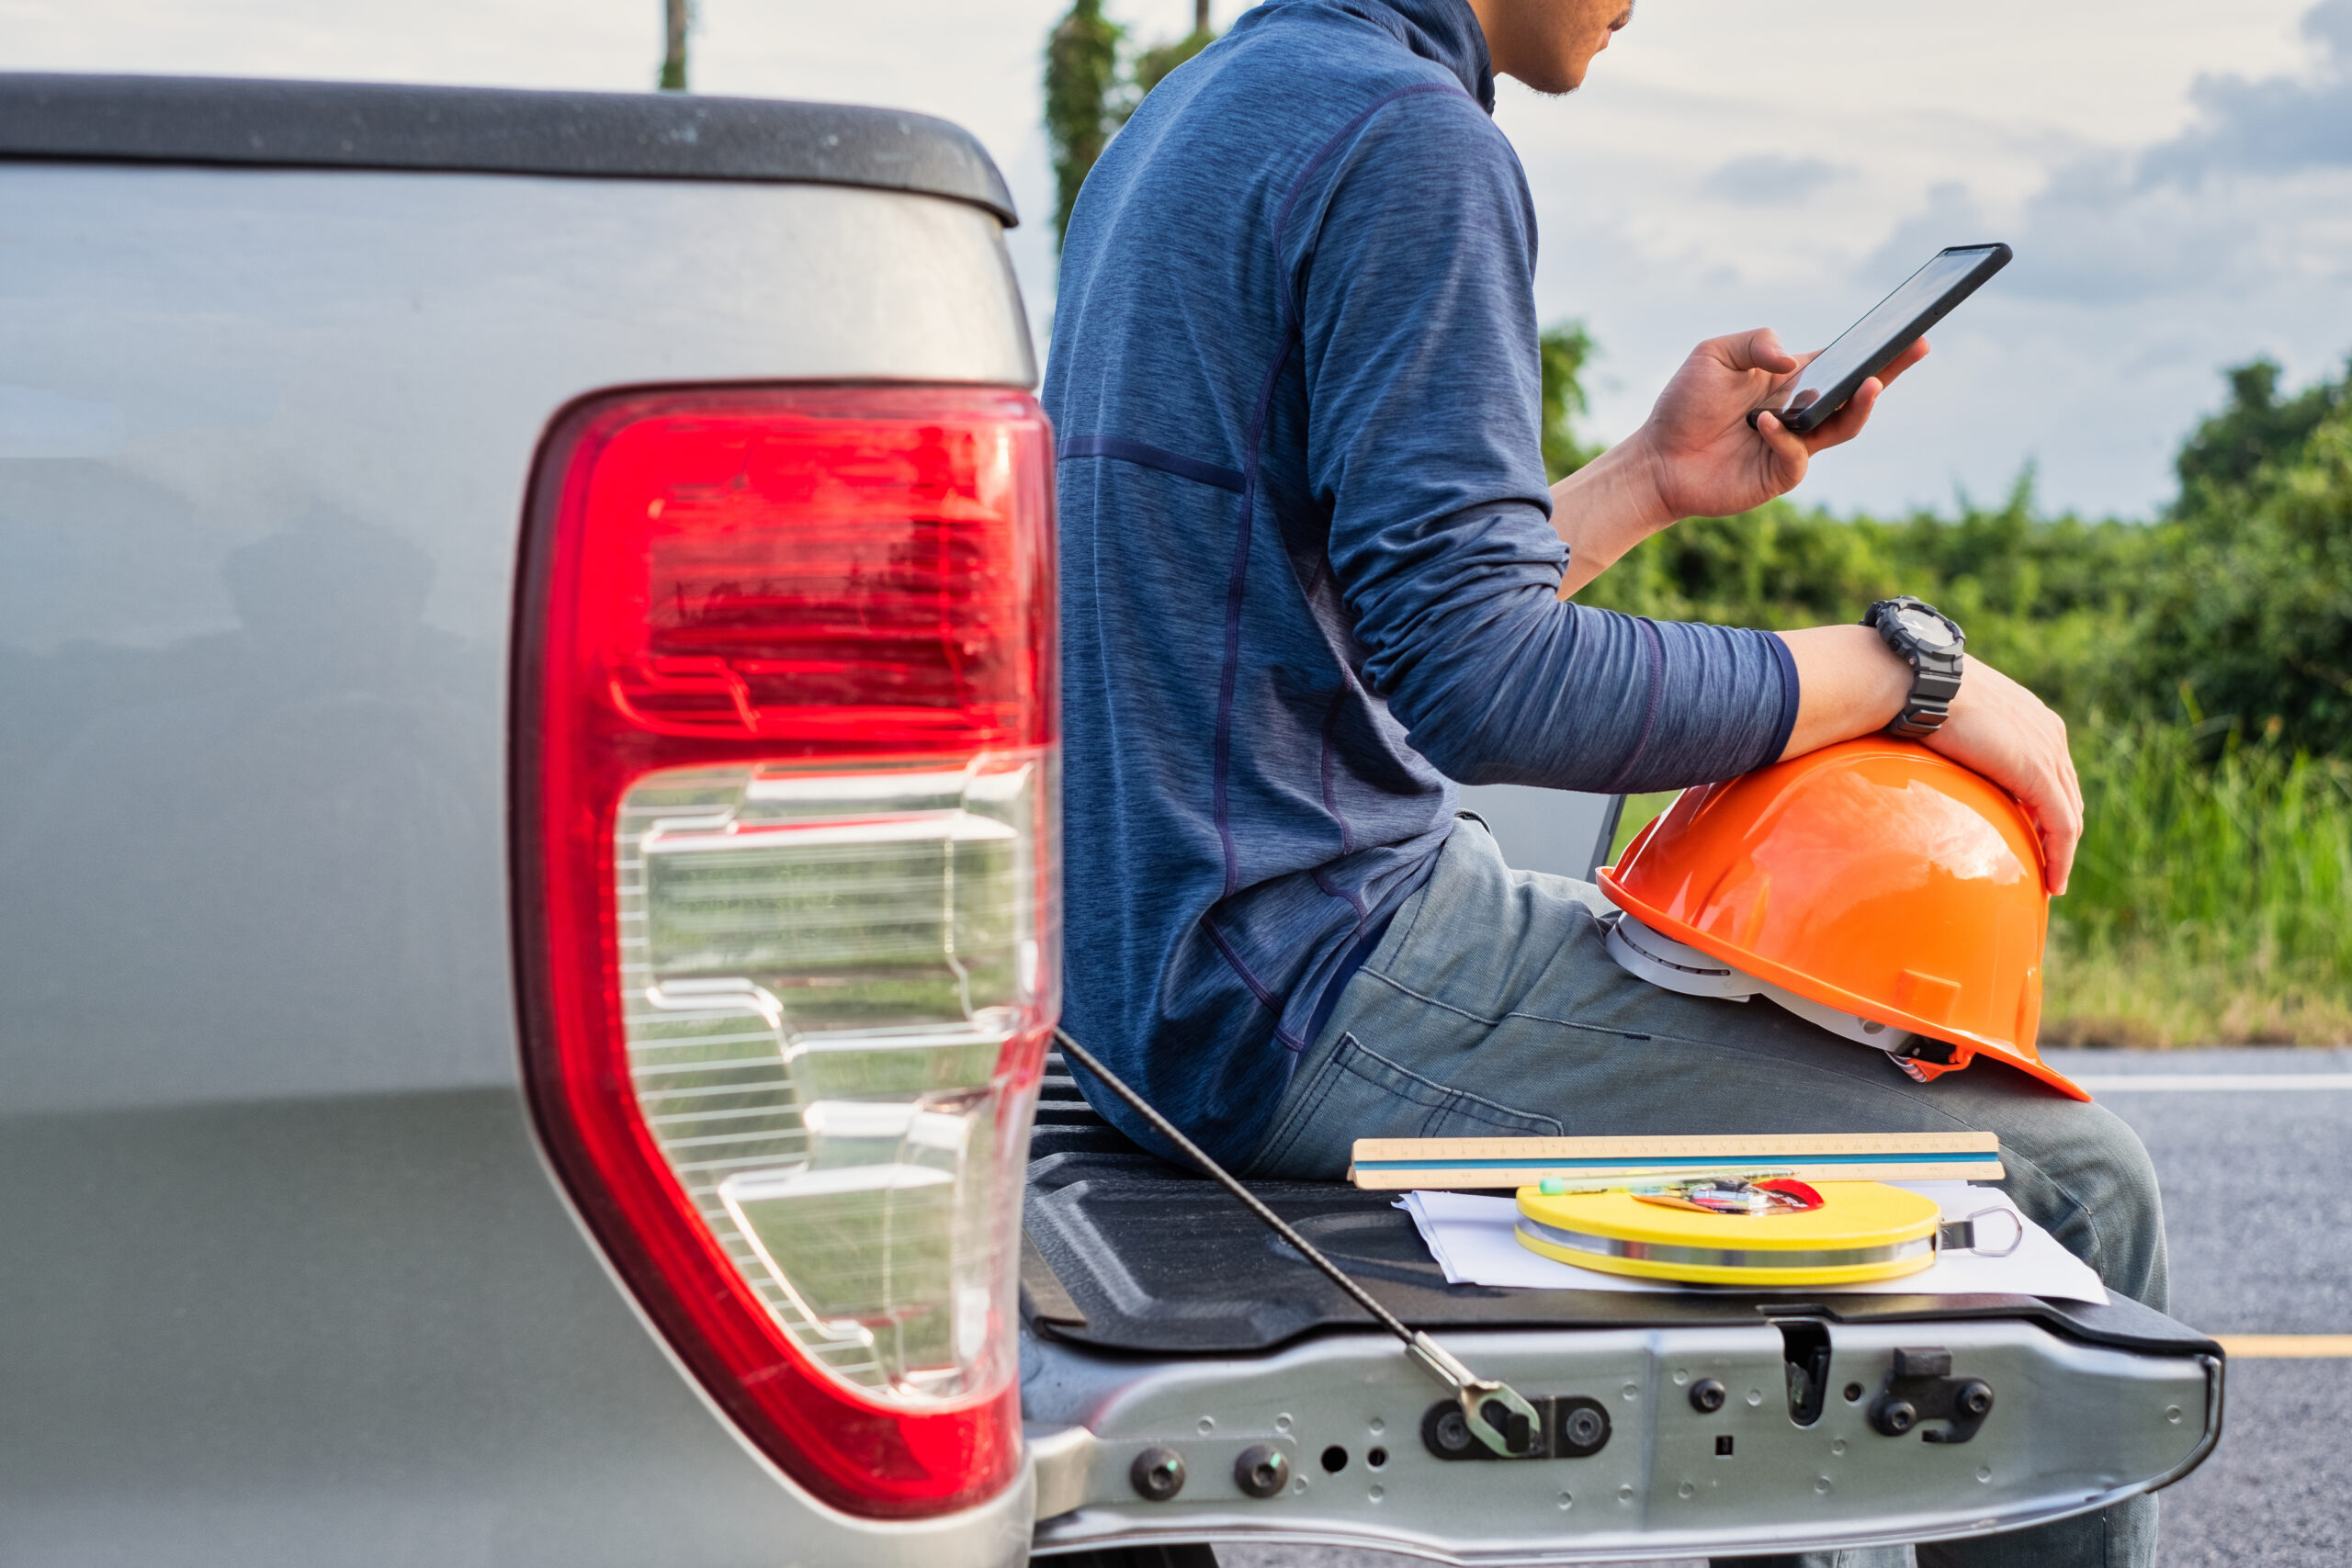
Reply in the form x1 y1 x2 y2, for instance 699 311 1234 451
1399 1181 2107 1305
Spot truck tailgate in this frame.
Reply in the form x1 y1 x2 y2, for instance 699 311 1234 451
1020 1065 2221 1562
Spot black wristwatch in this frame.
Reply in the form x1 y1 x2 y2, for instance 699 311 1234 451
1860 596 1965 740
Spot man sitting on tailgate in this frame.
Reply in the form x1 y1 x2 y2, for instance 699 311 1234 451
1046 8 2160 1561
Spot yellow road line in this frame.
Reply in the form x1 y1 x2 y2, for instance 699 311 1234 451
2213 1335 2352 1358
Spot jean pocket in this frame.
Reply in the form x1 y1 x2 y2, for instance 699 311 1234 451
1250 1032 1562 1179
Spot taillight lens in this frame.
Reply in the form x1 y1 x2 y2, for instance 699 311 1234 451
514 386 1057 1517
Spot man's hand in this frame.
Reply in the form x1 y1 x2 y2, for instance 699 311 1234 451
1553 328 1929 596
1634 328 1930 524
1776 627 2085 895
1927 657 2085 895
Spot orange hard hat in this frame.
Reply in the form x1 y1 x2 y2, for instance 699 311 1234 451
1598 738 2087 1101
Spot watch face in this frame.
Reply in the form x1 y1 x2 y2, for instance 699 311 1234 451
1895 606 1959 648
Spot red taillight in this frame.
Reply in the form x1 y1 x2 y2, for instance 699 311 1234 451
514 385 1057 1518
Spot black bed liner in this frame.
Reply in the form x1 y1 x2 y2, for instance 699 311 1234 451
0 73 1016 225
1023 1065 2219 1361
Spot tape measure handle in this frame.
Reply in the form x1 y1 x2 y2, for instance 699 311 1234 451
1938 1207 2025 1258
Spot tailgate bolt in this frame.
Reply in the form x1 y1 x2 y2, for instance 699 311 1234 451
1556 1398 1612 1457
1131 1448 1186 1502
1956 1380 1995 1418
1690 1378 1728 1413
1874 1399 1919 1437
1235 1444 1291 1498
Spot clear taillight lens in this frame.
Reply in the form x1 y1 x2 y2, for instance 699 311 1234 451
516 386 1057 1517
625 753 1051 1401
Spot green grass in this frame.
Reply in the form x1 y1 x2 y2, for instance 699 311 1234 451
1601 722 2352 1046
2045 716 2352 1045
1607 791 1679 863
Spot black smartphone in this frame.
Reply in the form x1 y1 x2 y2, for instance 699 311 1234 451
1748 243 2012 434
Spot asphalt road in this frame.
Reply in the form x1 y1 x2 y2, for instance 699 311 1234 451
1220 1046 2352 1568
2057 1046 2352 1567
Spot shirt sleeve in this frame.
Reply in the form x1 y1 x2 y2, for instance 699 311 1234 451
1293 88 1797 793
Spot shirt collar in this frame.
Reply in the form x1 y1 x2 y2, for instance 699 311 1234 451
1354 0 1497 112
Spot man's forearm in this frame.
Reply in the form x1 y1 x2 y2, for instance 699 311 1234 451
1773 625 1910 759
1549 439 1673 598
1773 626 2085 890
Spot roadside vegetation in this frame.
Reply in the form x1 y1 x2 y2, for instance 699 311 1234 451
1045 0 1216 248
1572 336 2352 1045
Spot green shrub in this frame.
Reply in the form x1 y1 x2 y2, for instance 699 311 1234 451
1575 480 2156 721
2143 389 2352 754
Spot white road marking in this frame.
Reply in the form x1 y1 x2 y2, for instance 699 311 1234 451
2075 1073 2352 1092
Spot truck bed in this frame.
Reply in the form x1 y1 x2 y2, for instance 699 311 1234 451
1020 1060 2222 1562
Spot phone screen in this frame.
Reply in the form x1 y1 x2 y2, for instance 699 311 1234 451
1769 244 2007 425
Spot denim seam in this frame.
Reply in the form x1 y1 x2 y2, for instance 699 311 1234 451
1983 1141 2107 1279
1336 1034 1562 1134
1420 1093 1560 1138
1357 967 1653 1043
1254 1035 1351 1169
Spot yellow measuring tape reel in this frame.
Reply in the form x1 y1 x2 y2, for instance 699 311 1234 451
1515 1178 1945 1288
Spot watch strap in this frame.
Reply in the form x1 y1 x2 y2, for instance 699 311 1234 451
1862 597 1964 740
1885 652 1962 739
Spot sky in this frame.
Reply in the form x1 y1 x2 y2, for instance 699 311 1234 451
6 0 2348 520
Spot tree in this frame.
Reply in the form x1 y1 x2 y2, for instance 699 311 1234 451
1045 2 1223 251
658 0 689 92
2147 365 2352 751
1537 320 1600 480
2175 357 2346 499
1135 0 1216 97
1045 0 1125 248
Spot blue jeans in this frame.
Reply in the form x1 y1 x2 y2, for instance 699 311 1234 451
1245 818 2168 1568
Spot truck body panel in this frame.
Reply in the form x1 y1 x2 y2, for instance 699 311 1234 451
0 148 1030 1566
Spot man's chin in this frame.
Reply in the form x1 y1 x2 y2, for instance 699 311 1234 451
1546 39 1613 95
1517 61 1591 96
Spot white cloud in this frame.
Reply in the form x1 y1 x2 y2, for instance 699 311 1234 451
2145 0 2352 184
1502 0 2352 517
1703 155 1850 208
2 0 2344 517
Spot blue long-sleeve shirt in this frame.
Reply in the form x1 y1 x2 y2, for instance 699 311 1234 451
1045 0 1799 1165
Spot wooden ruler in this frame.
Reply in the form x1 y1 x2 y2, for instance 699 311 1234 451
1348 1131 2003 1190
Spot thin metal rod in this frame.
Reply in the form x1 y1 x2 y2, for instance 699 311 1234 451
1051 1027 1417 1348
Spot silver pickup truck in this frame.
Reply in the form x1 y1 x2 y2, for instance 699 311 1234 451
0 73 2218 1568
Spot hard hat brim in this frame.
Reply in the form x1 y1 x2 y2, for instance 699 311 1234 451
1600 834 2091 1103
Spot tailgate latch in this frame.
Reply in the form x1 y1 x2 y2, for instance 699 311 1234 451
1421 1392 1611 1461
1408 1333 1548 1457
1869 1346 1996 1444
